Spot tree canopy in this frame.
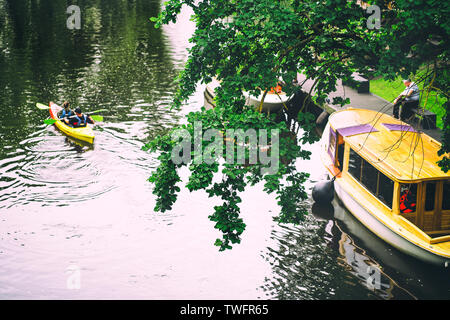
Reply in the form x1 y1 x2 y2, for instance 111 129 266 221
146 0 450 250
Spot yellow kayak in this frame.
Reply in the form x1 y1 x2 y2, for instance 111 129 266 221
49 102 95 144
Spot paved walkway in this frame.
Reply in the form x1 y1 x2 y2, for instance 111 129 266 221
297 74 442 142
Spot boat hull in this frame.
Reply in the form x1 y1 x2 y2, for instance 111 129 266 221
331 175 450 267
204 79 291 113
242 91 290 113
318 111 450 268
49 102 95 144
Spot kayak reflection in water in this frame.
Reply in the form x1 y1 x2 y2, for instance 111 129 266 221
66 107 95 128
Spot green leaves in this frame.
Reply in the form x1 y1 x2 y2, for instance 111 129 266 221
207 172 246 251
145 101 311 249
148 150 182 213
274 171 310 225
145 0 450 250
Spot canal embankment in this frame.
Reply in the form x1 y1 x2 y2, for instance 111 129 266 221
297 73 443 142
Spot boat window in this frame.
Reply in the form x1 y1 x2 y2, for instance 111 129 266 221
348 148 362 180
443 181 450 210
337 135 345 171
425 182 436 212
328 128 337 161
361 157 378 196
378 172 394 209
348 148 394 209
400 184 417 214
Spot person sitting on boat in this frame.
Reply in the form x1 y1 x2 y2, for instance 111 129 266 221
393 79 420 121
399 188 417 213
59 101 73 120
68 107 95 128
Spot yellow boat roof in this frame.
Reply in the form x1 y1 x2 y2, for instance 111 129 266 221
329 108 450 182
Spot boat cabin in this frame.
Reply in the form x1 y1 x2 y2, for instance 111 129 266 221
322 109 450 244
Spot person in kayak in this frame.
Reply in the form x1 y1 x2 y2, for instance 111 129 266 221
68 107 95 128
59 101 73 120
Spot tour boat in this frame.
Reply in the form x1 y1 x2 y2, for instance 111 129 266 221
204 78 291 113
320 108 450 267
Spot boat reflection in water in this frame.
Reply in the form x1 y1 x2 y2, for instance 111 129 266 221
312 202 416 299
64 136 95 153
313 197 450 299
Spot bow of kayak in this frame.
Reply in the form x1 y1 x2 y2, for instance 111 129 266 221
49 102 95 144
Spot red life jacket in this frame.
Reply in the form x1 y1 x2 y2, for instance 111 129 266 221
400 190 416 213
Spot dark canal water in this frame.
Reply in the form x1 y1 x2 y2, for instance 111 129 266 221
0 0 448 299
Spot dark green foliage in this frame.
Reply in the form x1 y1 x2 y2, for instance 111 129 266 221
438 102 450 173
146 0 449 249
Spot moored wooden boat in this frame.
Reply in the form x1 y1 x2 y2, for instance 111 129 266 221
204 78 291 113
320 108 450 267
49 102 95 144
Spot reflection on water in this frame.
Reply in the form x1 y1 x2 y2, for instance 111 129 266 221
260 198 448 299
333 196 450 299
311 202 414 300
0 0 448 300
259 149 449 300
335 225 415 300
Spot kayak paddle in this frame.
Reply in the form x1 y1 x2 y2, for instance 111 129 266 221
36 102 108 115
44 115 103 125
36 102 49 110
91 115 103 121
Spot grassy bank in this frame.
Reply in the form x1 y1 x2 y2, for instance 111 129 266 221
370 77 446 129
